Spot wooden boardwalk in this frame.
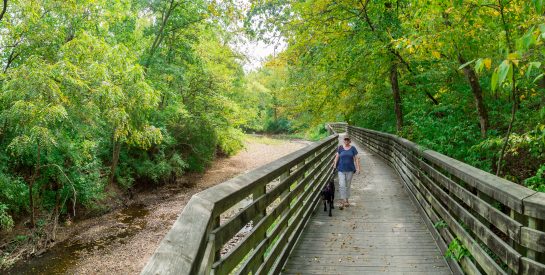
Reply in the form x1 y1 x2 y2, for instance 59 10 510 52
282 134 452 275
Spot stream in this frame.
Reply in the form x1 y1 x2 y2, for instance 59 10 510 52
6 204 149 275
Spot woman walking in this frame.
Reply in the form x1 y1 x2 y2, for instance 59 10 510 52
332 137 360 209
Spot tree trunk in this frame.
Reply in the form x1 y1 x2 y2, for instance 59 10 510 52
29 143 41 228
496 97 516 177
458 54 489 138
28 180 35 228
495 0 518 177
3 49 19 73
390 62 403 132
52 182 61 241
496 72 517 176
425 91 439 105
144 0 177 68
108 141 122 186
0 0 7 23
539 72 545 108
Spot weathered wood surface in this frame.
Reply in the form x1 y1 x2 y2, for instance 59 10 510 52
282 134 452 275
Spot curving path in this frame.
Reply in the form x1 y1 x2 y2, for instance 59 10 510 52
282 134 452 275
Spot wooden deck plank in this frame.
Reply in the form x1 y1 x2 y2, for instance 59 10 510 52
282 134 452 275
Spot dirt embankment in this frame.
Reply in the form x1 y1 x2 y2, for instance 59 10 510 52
6 135 310 275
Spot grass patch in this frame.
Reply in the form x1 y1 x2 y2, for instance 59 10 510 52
245 134 286 145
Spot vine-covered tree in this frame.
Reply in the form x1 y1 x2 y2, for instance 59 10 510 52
0 0 250 244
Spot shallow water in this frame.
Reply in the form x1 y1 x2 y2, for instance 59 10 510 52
6 204 149 275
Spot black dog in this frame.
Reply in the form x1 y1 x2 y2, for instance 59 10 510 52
321 174 335 216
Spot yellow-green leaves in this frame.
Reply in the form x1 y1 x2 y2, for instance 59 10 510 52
473 58 493 74
516 27 538 52
489 50 530 92
0 0 249 227
459 59 475 70
527 62 542 79
1 56 68 157
534 73 545 84
532 0 545 14
491 60 513 92
483 59 492 70
460 58 493 74
57 33 162 149
128 125 163 150
539 24 545 40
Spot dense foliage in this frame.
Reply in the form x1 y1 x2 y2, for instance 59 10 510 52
2 0 545 261
247 0 545 191
0 0 256 234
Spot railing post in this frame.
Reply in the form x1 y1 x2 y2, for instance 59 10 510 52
253 186 267 216
199 234 217 275
279 169 290 201
251 185 267 274
212 216 221 260
510 208 528 272
326 124 333 135
527 217 537 259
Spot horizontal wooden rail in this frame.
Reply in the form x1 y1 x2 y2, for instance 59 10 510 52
141 133 339 275
325 122 347 134
342 124 545 275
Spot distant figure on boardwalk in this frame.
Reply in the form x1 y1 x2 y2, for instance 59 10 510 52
332 137 361 209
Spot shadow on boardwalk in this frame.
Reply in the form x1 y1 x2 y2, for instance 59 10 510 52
282 134 452 275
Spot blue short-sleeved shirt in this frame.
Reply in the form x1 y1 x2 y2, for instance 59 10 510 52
337 145 358 172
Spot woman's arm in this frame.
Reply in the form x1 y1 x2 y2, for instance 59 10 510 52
333 152 339 168
354 156 361 174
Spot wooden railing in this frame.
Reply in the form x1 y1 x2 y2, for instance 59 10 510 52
339 124 545 275
326 122 347 134
141 133 338 275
